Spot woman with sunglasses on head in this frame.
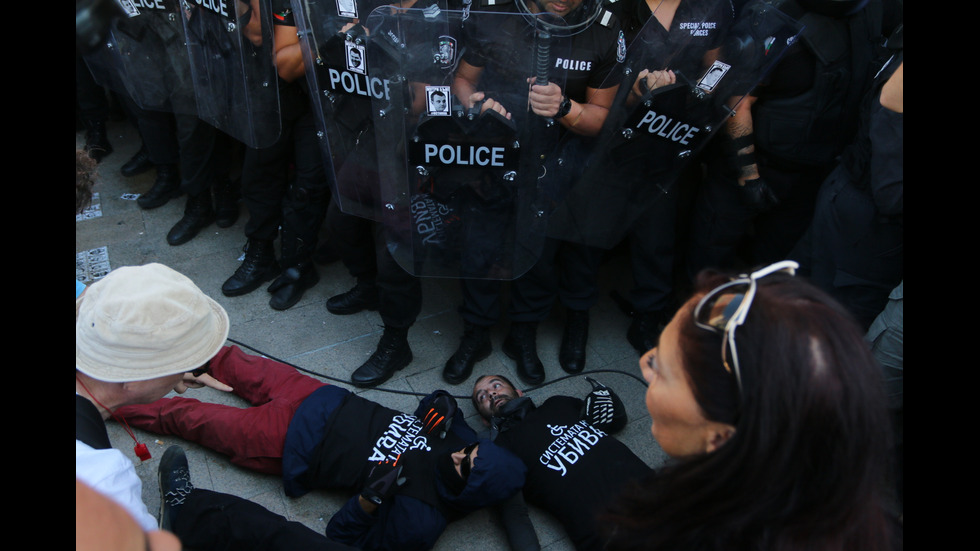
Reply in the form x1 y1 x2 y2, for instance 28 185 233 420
602 261 900 550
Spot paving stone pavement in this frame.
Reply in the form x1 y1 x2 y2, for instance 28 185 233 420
76 120 669 550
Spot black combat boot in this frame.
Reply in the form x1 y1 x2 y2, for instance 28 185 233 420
326 280 381 315
559 309 589 374
351 326 413 388
443 322 492 384
267 261 320 311
120 144 152 177
166 191 215 246
221 239 280 297
213 178 241 228
503 322 545 385
137 164 182 210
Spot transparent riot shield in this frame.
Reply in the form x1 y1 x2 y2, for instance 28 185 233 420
84 0 198 116
546 1 804 249
179 0 281 148
369 7 570 279
292 0 407 221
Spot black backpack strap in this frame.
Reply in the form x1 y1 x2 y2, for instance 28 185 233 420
76 394 112 450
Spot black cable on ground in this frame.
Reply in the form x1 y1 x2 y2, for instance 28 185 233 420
226 337 647 401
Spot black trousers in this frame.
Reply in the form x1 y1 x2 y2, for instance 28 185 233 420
459 237 602 327
175 489 355 551
327 202 421 328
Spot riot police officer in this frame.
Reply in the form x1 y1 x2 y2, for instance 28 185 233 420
443 0 623 385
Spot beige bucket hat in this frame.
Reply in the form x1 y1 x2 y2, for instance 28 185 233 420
75 263 230 382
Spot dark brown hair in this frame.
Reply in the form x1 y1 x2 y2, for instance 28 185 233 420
603 269 896 550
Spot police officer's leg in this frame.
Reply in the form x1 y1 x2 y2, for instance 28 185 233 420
268 111 330 310
325 201 382 315
166 116 231 246
221 127 293 296
552 240 603 373
350 224 421 388
130 99 183 210
504 238 561 385
626 188 680 355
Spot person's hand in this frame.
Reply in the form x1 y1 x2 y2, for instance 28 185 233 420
632 69 676 97
737 177 779 213
468 91 512 120
361 457 407 506
527 78 563 118
181 372 233 393
422 391 457 439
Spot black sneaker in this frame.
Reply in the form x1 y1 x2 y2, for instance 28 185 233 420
158 446 194 531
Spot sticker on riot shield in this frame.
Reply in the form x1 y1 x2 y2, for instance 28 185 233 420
337 0 358 19
697 60 731 93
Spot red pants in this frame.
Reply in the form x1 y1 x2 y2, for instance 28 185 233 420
116 346 327 475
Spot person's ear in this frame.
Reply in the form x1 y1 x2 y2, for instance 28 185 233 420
516 389 524 397
704 422 736 454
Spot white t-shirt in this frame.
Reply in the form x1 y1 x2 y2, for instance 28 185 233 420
75 439 158 532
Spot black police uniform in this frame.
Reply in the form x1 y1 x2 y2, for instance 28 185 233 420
458 0 621 329
686 0 897 272
246 1 336 308
603 0 733 326
791 48 902 329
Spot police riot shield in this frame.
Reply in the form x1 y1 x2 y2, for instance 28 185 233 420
179 1 281 148
368 7 570 279
292 0 408 221
545 1 804 249
84 0 198 116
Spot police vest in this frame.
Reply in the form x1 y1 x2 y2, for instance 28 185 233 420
750 0 884 167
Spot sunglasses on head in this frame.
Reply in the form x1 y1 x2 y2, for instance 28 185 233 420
459 443 479 479
693 261 798 395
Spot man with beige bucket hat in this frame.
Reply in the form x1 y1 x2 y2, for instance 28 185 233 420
75 263 356 550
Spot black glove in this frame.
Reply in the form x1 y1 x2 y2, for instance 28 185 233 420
737 177 779 213
581 377 627 434
422 391 457 439
361 459 407 506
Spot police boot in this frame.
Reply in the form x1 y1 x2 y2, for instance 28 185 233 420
166 191 215 246
443 322 492 385
503 322 545 385
267 261 319 311
120 144 152 177
83 120 113 163
351 325 413 388
213 178 241 228
627 310 669 355
221 239 280 297
137 164 182 210
326 280 381 315
559 310 589 374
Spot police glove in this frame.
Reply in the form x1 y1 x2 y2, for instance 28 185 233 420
581 377 628 433
361 458 408 506
738 177 779 213
422 391 457 439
